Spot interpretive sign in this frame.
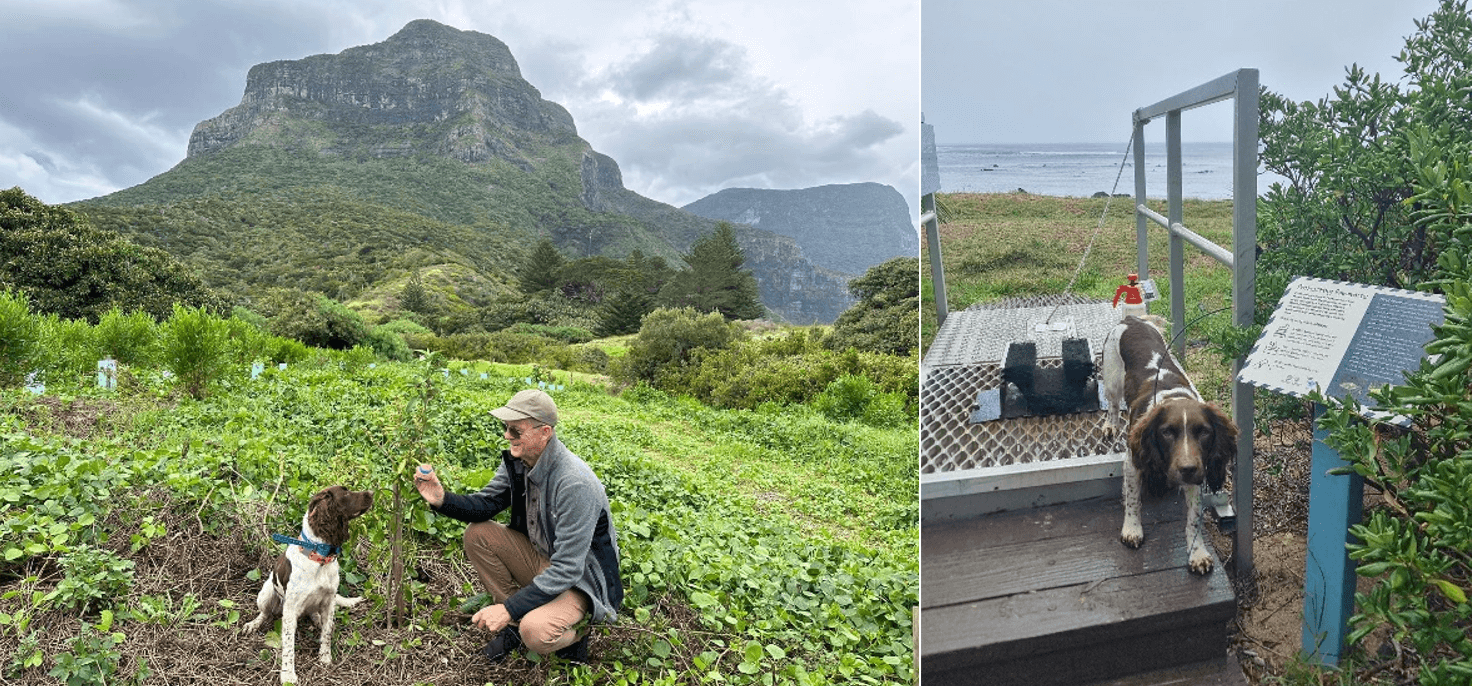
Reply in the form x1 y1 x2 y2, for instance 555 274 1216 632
922 122 941 196
1238 276 1446 666
1239 276 1444 417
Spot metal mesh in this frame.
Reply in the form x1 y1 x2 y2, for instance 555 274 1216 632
921 295 1126 475
924 297 1122 369
920 359 1125 473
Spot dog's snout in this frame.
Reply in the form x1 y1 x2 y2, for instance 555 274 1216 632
1177 464 1202 484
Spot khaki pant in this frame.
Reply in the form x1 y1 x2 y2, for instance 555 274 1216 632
462 521 590 655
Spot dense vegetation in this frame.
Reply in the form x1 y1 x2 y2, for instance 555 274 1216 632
0 296 917 684
1280 3 1472 682
0 188 223 323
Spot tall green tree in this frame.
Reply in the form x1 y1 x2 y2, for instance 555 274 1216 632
827 257 919 356
520 238 565 294
400 269 431 315
597 284 655 337
0 187 222 322
659 222 765 320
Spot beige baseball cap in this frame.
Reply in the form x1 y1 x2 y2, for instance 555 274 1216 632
490 389 558 426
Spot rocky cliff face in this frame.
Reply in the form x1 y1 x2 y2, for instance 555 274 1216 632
171 19 855 323
682 183 919 276
189 19 576 168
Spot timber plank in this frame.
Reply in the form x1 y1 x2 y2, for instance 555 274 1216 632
922 492 1185 554
923 494 1203 609
922 564 1235 684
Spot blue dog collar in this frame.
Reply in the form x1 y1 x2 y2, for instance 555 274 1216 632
271 531 342 561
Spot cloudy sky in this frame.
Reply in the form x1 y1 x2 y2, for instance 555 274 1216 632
0 0 919 214
924 0 1443 145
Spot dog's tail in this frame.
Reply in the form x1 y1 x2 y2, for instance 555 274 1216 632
334 595 363 608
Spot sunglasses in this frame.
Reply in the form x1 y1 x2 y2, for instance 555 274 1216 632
501 422 545 440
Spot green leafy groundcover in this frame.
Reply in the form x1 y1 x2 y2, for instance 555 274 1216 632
0 354 916 684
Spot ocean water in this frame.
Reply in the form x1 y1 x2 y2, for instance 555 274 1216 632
937 142 1286 200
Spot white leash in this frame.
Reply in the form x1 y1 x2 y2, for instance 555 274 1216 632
1045 132 1136 325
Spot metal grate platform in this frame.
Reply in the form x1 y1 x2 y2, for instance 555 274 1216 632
921 360 1125 473
921 296 1126 474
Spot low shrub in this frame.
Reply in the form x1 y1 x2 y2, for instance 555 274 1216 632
364 325 412 362
502 322 595 344
613 307 740 386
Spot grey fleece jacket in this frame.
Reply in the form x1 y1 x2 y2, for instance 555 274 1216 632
433 436 623 623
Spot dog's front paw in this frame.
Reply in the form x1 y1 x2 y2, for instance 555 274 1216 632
1189 549 1214 575
1120 525 1144 549
280 669 298 685
319 650 333 665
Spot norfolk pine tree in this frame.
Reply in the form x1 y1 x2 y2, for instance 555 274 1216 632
659 222 764 320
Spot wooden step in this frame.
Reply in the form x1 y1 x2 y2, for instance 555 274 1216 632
1082 654 1249 686
921 493 1238 686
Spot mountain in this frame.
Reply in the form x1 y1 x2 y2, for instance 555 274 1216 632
76 19 853 324
682 183 919 276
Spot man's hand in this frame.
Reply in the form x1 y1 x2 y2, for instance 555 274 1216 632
471 603 512 634
413 463 445 507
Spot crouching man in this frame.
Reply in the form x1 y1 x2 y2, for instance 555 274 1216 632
413 389 623 663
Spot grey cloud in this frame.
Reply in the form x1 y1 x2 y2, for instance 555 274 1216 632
571 30 909 209
606 33 746 102
0 0 344 201
577 101 907 208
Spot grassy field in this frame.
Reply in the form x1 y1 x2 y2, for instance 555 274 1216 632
921 192 1243 401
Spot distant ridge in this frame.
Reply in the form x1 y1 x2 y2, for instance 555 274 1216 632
682 183 918 276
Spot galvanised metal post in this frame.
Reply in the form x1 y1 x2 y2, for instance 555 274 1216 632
1231 68 1258 583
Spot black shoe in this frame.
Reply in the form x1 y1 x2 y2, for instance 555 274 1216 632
555 634 589 663
482 626 523 663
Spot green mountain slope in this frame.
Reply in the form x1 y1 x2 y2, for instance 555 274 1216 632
72 19 855 323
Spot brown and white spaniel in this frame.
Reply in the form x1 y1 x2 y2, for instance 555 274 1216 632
244 485 374 684
1101 315 1237 575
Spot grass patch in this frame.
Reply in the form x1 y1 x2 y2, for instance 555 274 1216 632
923 192 1242 400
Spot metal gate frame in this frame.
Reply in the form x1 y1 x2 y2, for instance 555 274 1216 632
1131 68 1258 581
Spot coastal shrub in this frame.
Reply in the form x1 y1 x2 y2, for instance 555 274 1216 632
0 187 223 323
364 325 412 362
613 307 739 386
267 336 311 365
160 304 230 399
481 292 598 333
654 337 918 414
1315 52 1472 682
262 289 369 350
376 317 432 336
0 289 39 387
1251 0 1472 327
812 375 912 429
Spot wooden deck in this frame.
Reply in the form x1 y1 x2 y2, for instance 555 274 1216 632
921 492 1242 685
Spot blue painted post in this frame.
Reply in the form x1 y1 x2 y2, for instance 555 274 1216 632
1302 403 1365 665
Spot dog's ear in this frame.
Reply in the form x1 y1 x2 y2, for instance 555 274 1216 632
309 488 332 513
1128 404 1172 497
1204 404 1238 491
